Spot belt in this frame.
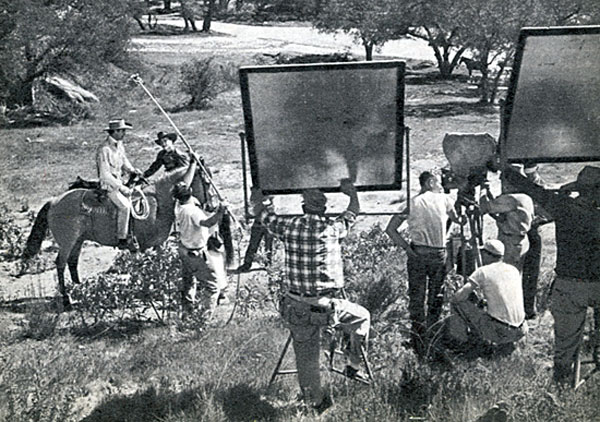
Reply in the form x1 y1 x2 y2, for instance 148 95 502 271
490 315 523 330
180 244 206 258
411 243 445 250
287 288 339 299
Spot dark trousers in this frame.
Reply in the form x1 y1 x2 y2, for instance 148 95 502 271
242 220 273 267
522 227 542 316
407 245 446 349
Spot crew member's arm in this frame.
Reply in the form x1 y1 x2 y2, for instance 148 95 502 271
479 194 516 215
180 155 198 188
452 278 477 303
385 214 414 257
250 188 293 241
196 205 225 228
335 178 359 238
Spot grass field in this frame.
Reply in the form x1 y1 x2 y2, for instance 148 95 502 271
0 22 599 422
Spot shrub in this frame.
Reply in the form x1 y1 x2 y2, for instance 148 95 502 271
342 224 406 322
179 57 221 110
71 243 181 328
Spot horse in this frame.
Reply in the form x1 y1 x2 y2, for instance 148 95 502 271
21 166 234 310
460 57 485 77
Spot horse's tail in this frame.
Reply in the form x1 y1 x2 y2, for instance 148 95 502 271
219 212 234 267
22 201 51 260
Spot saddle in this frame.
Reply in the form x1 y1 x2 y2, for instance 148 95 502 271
68 176 111 214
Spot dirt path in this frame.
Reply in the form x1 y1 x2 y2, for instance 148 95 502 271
132 16 437 61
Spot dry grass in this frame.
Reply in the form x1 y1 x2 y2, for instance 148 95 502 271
1 23 599 422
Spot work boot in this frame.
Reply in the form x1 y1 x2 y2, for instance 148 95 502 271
234 263 252 273
343 365 369 383
117 237 139 252
312 394 333 415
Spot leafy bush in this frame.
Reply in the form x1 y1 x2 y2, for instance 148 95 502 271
342 224 406 322
71 243 181 328
179 58 222 110
0 0 132 108
0 204 27 261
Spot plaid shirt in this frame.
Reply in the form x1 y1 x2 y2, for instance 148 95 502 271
260 205 356 295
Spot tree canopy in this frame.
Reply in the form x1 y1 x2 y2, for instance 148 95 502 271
314 0 415 60
0 0 132 107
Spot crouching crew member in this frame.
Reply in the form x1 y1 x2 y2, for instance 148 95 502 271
251 179 370 413
447 240 528 351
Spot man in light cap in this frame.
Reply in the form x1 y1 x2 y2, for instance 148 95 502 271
96 119 142 250
446 239 527 351
504 165 600 384
251 179 370 413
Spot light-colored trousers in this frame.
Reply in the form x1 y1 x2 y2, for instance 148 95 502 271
178 244 221 320
281 294 370 406
107 189 131 239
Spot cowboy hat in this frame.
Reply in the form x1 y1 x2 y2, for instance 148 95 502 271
104 119 132 131
154 131 178 146
560 166 600 191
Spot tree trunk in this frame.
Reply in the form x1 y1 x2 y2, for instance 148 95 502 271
477 50 491 103
163 0 171 11
489 60 507 105
202 0 215 32
364 41 373 61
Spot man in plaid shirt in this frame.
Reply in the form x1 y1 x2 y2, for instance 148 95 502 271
252 179 370 413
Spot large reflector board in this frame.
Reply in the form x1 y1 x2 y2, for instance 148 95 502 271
240 61 405 194
502 26 600 163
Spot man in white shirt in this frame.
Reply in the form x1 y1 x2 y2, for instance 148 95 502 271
96 119 142 250
386 171 460 355
173 181 225 321
447 239 527 349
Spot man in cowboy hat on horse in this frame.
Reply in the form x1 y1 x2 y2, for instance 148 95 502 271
96 118 143 251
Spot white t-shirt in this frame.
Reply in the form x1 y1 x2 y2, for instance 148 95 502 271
470 261 525 327
407 191 455 248
175 199 213 249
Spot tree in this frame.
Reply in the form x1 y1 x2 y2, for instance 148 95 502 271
313 0 415 60
409 0 470 78
455 0 600 103
202 0 216 31
0 0 132 107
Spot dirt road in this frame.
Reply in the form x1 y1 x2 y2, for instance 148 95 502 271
132 16 437 61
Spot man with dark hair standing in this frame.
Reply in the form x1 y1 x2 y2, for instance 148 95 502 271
173 155 225 321
386 171 460 355
252 179 370 413
504 165 600 384
96 119 142 251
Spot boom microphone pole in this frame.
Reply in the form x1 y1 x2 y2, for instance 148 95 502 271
129 74 240 227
